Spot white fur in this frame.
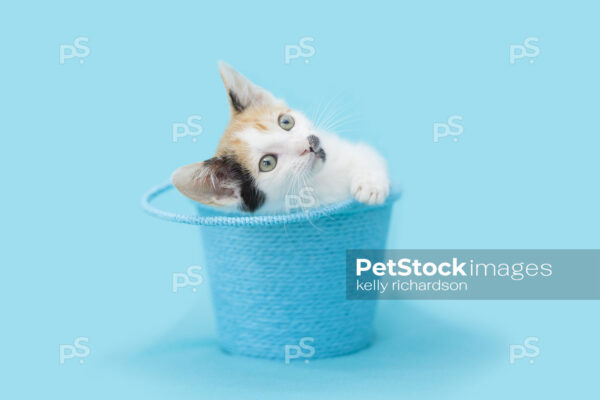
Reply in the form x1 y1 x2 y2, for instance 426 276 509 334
172 63 390 214
218 61 285 110
237 111 390 214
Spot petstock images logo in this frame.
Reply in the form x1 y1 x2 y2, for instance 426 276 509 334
346 250 600 300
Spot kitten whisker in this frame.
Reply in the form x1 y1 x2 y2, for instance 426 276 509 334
313 93 344 131
298 170 324 231
320 114 362 133
317 103 346 130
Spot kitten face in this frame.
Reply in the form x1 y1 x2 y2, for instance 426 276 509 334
172 62 326 213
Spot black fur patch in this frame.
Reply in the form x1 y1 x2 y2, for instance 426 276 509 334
205 155 265 212
228 90 245 113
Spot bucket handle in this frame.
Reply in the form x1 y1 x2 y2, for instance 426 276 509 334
142 181 394 227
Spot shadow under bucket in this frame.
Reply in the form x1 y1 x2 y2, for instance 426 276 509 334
142 182 399 360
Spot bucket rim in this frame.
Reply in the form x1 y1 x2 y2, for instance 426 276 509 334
142 181 400 227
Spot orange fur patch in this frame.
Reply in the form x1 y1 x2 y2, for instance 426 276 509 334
215 105 290 173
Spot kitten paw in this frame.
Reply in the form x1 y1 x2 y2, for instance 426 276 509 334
351 174 390 205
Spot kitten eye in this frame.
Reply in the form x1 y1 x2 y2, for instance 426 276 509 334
259 154 277 172
278 113 295 131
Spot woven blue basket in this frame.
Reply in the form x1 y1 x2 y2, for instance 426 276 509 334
142 182 399 360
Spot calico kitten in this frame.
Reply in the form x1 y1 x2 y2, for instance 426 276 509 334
172 62 390 214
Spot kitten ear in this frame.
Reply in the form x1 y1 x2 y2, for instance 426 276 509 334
218 61 280 113
171 158 242 207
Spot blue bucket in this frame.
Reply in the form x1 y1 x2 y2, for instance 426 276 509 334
142 182 399 360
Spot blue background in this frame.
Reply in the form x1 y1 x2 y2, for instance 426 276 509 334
1 1 598 398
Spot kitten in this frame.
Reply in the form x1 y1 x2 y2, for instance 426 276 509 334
172 62 390 214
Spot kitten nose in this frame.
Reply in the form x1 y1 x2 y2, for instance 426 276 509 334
307 135 320 152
